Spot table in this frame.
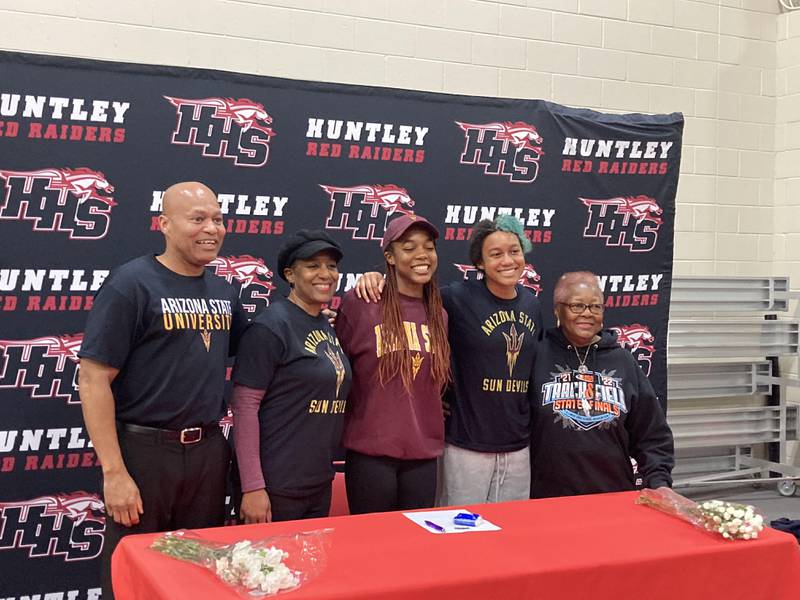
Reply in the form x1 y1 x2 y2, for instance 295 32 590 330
113 491 800 600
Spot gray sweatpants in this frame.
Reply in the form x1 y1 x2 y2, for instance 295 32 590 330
436 443 530 506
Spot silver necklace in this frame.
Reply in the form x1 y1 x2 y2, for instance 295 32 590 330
573 345 590 374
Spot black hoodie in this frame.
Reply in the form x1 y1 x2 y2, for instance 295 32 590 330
530 327 674 499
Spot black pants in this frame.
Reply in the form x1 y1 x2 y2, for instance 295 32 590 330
102 427 230 599
269 484 332 522
345 450 437 514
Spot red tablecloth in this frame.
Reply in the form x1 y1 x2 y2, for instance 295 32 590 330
113 491 800 600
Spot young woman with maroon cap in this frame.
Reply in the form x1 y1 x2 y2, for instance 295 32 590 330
356 215 543 506
336 214 450 514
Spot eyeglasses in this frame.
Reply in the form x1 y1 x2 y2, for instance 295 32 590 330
559 302 604 315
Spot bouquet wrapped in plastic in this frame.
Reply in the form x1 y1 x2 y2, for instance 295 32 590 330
637 487 765 540
150 528 332 596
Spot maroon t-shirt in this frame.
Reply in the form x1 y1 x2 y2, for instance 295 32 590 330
336 289 447 460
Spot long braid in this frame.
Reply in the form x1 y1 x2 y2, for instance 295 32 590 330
378 264 413 391
423 274 451 393
377 267 451 394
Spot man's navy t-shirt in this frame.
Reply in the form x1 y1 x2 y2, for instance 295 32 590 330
78 255 248 429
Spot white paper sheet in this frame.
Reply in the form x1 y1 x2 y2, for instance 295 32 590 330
402 509 502 534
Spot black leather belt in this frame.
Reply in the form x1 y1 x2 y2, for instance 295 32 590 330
117 422 219 445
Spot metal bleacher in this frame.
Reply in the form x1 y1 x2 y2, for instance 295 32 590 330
667 276 800 496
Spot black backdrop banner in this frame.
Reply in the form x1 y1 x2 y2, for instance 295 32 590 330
0 50 682 598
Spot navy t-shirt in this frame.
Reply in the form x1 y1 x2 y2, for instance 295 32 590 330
442 279 543 452
78 255 249 429
232 299 352 497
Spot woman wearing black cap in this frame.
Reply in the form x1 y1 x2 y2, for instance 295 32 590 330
230 230 352 522
336 214 450 514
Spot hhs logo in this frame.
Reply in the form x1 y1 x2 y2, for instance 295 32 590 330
0 492 105 562
580 195 663 252
0 168 116 240
208 255 276 313
164 96 276 167
456 121 544 183
219 409 234 439
0 334 82 403
321 184 415 242
454 263 543 296
611 324 656 376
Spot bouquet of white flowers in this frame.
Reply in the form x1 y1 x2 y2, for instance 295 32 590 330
637 488 765 541
150 528 331 596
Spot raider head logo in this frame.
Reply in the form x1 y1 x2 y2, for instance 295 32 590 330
0 334 82 402
321 184 416 242
164 96 276 167
453 263 543 296
456 120 544 183
0 167 116 239
208 255 276 313
611 324 656 376
0 492 105 561
580 195 663 252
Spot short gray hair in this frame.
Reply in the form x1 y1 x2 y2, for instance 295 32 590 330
553 271 602 304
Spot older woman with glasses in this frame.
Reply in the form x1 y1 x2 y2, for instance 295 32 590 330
529 271 674 499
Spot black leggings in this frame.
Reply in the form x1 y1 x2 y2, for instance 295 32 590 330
268 484 332 522
345 449 437 515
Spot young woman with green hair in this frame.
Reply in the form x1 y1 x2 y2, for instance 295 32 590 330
356 215 543 505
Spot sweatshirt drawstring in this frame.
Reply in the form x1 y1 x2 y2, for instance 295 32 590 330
493 452 508 502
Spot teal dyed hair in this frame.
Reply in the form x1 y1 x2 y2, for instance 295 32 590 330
494 214 533 254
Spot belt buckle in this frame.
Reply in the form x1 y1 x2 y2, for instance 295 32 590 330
179 427 202 444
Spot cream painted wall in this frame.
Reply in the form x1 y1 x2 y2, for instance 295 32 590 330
777 10 800 288
0 0 787 279
777 9 800 393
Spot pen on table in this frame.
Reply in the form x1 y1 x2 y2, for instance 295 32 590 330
424 520 446 533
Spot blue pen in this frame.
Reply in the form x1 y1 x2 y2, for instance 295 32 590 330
424 520 446 533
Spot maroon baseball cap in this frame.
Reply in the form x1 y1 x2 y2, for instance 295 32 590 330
381 214 439 251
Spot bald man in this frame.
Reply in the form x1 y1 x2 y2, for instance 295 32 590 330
79 182 248 598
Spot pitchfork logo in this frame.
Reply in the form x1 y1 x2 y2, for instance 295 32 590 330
580 195 663 252
208 255 276 313
611 324 656 376
456 121 544 183
0 492 105 561
165 96 276 167
321 184 415 242
0 334 82 403
453 263 543 296
0 167 116 239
